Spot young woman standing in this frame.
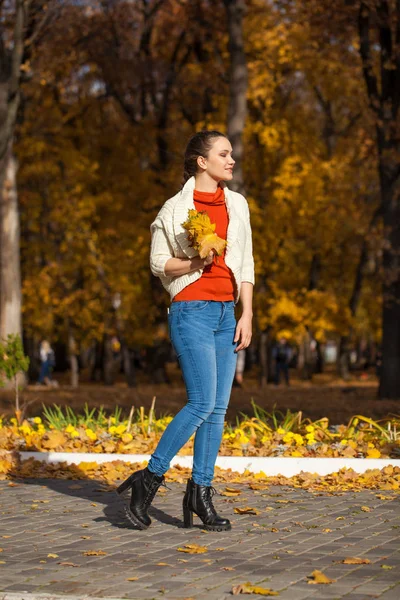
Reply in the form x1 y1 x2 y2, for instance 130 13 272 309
118 130 255 531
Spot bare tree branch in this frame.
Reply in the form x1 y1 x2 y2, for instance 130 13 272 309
358 1 381 115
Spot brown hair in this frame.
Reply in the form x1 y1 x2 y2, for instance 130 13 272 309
183 130 226 185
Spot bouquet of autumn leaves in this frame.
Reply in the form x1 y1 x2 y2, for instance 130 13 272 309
182 209 227 259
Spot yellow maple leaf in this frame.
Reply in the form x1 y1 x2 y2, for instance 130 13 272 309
248 483 268 490
307 570 335 584
82 550 107 556
340 557 371 564
182 210 227 258
234 506 260 515
41 431 67 450
177 544 208 554
367 448 381 458
231 582 279 596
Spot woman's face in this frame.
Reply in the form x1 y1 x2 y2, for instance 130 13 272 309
198 137 235 181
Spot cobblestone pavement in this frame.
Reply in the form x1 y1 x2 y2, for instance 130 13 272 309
0 478 399 600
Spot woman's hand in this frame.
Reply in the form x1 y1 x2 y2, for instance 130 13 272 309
164 251 214 276
234 312 252 352
203 251 214 266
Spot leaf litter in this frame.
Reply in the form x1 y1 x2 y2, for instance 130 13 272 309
2 456 400 494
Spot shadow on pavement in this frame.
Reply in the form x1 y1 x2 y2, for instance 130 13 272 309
17 475 186 531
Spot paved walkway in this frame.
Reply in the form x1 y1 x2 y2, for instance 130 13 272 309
0 478 399 599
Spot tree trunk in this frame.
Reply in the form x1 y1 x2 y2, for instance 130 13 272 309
68 331 79 388
337 335 351 380
259 330 269 388
378 182 400 398
0 151 22 340
299 330 314 380
224 0 248 195
358 2 400 399
90 338 104 382
121 342 136 388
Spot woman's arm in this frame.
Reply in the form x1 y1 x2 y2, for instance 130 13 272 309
150 216 214 278
234 282 253 352
165 252 213 277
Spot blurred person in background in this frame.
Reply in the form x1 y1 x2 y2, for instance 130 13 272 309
272 337 292 386
233 348 246 387
37 340 57 387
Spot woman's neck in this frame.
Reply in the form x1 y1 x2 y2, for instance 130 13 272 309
194 172 220 193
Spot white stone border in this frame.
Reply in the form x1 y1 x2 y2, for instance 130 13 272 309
18 451 400 477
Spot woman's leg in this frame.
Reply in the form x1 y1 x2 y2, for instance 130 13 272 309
148 302 219 477
192 302 237 486
38 361 49 384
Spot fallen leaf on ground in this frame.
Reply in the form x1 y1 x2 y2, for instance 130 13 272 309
361 506 371 512
336 516 345 520
337 557 371 565
126 577 138 581
156 562 172 566
47 553 59 558
82 550 107 556
248 483 268 490
222 566 235 571
375 494 395 500
231 582 279 596
307 570 335 584
215 548 225 551
80 536 91 539
381 565 393 569
58 562 80 567
322 528 332 533
234 507 260 515
177 544 208 554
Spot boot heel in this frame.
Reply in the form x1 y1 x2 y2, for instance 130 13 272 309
116 473 135 495
183 506 193 528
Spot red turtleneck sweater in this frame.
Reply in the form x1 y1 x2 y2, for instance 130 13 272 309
174 186 235 302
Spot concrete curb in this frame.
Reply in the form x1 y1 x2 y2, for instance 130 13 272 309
0 595 125 600
18 450 400 477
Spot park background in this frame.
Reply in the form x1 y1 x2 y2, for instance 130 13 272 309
0 0 400 427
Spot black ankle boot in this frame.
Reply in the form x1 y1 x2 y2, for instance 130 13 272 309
117 467 164 529
183 478 231 531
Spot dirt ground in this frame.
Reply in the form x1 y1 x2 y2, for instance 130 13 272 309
1 365 399 426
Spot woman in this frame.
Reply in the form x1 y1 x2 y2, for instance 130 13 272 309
118 130 254 532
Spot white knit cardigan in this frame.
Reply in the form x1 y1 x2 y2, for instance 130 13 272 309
149 176 255 304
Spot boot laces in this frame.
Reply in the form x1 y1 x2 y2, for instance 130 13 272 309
144 477 169 505
204 486 218 512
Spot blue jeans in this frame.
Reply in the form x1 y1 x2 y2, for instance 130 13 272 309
38 360 51 384
147 300 237 486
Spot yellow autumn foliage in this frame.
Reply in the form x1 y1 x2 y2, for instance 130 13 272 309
182 209 227 258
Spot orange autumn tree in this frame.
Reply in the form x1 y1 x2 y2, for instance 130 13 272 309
242 0 381 379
